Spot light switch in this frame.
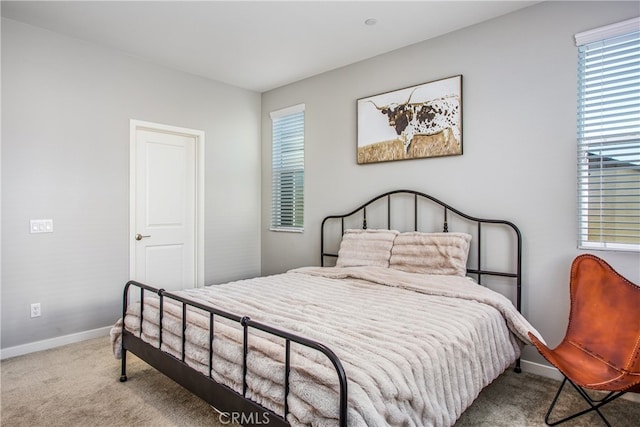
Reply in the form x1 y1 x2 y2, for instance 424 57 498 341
30 219 53 234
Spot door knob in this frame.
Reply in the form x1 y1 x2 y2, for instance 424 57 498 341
135 233 151 241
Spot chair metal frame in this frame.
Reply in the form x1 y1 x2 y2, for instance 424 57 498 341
545 377 628 426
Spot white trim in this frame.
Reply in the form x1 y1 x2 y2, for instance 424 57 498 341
269 226 304 233
521 359 640 403
270 103 305 119
129 120 205 288
579 241 640 253
0 326 111 360
520 359 565 381
575 16 640 46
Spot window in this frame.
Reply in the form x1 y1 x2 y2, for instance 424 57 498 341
576 17 640 251
270 104 305 232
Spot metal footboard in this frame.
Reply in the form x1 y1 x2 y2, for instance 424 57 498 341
119 280 348 426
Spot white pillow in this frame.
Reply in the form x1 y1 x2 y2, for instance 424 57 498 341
336 229 399 268
389 232 472 276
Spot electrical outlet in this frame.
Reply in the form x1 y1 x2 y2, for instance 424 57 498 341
30 303 41 318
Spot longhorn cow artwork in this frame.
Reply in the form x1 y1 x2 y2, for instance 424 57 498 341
357 75 462 164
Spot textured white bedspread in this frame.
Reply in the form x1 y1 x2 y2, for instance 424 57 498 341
111 267 542 427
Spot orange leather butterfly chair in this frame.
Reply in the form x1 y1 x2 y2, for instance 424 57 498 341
529 254 640 426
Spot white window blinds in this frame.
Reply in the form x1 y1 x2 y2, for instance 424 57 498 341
271 104 305 232
576 18 640 251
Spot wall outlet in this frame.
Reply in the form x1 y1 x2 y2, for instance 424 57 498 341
30 303 41 318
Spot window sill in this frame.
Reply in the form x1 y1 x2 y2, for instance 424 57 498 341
270 227 304 233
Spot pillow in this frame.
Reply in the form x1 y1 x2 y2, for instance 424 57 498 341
389 232 472 276
335 229 399 268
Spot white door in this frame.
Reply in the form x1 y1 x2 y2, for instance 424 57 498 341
130 121 204 291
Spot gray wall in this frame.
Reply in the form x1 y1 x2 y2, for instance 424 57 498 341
261 1 640 367
1 18 262 349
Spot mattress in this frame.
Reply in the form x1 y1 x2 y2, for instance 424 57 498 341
111 266 542 427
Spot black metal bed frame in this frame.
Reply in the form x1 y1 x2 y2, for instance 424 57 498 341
321 189 522 314
119 280 347 427
119 189 523 426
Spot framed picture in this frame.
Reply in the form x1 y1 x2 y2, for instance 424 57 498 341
357 75 462 164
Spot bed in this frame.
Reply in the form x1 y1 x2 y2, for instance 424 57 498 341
111 189 542 427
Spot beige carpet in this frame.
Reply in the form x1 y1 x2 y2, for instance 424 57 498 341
1 336 638 426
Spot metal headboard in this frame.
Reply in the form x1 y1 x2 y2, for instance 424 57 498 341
320 189 522 313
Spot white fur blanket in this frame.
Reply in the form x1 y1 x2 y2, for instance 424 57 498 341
111 267 543 427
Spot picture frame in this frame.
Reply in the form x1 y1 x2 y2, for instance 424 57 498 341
356 75 462 164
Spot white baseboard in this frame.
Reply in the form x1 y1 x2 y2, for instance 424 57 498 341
520 359 640 403
0 326 111 360
520 359 565 381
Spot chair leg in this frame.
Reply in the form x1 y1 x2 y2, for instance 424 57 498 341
544 376 627 426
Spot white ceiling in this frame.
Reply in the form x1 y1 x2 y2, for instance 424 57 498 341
1 1 540 92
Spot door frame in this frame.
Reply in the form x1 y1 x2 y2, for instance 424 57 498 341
129 119 205 287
